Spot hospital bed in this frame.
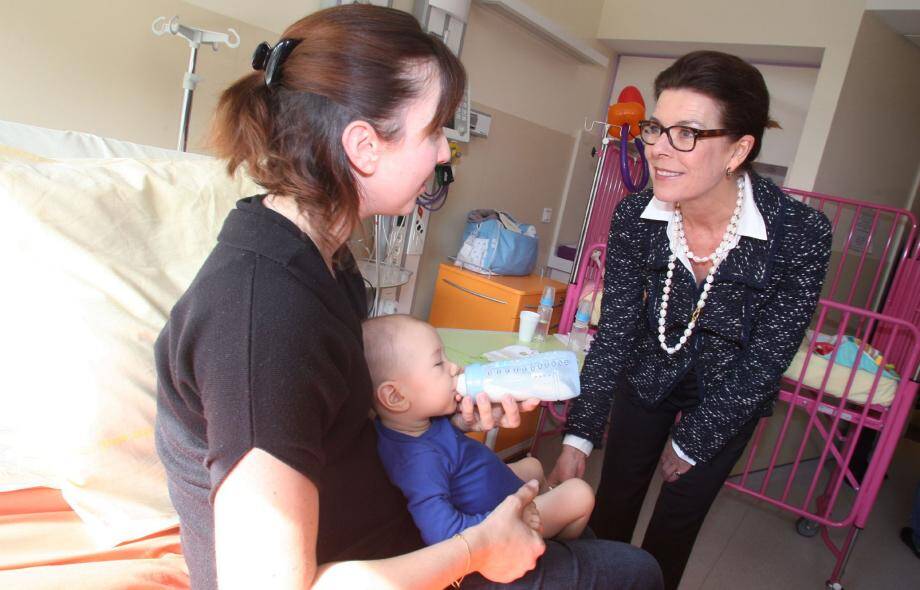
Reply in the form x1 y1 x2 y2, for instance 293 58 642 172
0 120 262 588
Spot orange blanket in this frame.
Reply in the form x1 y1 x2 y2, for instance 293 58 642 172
0 488 188 589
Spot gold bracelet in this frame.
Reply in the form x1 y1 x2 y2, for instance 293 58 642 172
451 531 472 589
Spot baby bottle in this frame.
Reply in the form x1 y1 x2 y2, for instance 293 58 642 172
455 351 580 403
568 300 593 353
532 286 555 343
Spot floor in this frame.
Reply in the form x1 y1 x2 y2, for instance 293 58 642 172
531 427 920 590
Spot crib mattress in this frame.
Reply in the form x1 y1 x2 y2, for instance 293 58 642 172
783 342 898 407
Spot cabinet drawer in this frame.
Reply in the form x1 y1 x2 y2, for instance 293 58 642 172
429 263 567 333
429 275 520 331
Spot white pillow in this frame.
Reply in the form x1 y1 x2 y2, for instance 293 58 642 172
0 119 209 160
0 151 260 547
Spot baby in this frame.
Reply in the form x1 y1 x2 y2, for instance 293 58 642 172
363 314 594 546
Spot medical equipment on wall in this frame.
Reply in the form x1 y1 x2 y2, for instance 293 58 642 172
414 0 471 57
606 85 649 193
417 163 455 211
415 0 472 142
444 84 471 142
151 16 240 152
469 109 492 137
363 158 457 316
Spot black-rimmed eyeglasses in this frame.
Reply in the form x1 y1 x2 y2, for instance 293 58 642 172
638 120 735 152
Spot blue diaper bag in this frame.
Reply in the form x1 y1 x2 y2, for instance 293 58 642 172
455 210 538 276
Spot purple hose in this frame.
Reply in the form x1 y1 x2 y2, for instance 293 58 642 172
620 123 649 193
417 184 449 211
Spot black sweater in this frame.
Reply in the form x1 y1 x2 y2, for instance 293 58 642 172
155 197 421 590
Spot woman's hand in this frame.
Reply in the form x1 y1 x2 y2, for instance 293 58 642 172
464 480 545 583
659 443 693 483
452 392 540 433
547 444 587 487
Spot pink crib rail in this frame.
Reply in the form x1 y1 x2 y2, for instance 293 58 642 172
781 188 917 313
877 243 920 378
561 140 642 335
726 300 919 587
578 141 644 270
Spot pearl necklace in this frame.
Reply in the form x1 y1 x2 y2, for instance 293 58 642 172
658 176 745 355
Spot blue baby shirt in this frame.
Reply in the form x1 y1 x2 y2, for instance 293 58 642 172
375 416 524 545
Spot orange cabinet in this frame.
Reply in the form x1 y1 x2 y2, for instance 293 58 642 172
428 263 567 456
428 263 567 333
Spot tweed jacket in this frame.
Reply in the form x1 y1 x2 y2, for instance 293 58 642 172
566 174 832 464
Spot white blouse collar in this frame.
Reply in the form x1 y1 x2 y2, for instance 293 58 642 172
639 172 767 275
639 172 767 240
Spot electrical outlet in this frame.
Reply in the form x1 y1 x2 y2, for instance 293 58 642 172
406 206 428 255
541 208 552 223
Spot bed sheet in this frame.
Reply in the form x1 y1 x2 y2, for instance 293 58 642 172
0 487 188 589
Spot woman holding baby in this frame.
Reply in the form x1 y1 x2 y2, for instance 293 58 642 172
154 4 661 589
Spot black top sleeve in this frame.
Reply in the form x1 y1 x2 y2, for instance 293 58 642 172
195 254 346 493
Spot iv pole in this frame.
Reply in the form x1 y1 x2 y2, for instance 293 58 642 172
152 16 240 152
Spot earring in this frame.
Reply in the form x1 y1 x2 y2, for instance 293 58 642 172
725 167 733 178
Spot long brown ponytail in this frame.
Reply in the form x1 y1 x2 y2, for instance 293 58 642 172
210 4 465 257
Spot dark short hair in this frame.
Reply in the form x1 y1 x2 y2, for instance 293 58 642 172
210 4 466 257
654 51 778 168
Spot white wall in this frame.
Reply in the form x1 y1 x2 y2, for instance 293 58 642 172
813 11 920 209
461 4 613 137
598 0 868 191
610 55 819 171
0 0 279 152
183 0 323 34
518 0 607 38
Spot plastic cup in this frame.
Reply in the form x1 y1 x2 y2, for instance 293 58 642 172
518 310 540 343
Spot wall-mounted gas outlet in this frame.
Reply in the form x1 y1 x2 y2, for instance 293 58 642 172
541 207 552 223
470 109 492 138
406 206 428 256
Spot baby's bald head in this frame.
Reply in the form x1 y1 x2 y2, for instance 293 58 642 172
363 315 461 423
362 314 428 387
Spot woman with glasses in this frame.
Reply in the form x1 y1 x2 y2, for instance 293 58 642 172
548 51 832 590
